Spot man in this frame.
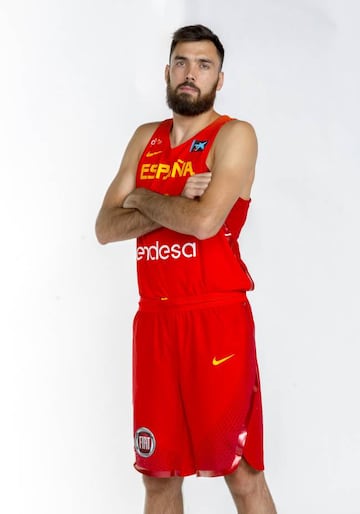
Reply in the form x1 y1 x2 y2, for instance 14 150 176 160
96 24 277 514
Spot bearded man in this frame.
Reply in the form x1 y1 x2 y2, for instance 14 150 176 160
96 24 277 514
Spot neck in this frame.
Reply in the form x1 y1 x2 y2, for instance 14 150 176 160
170 109 220 147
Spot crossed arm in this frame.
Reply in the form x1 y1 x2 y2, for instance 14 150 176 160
95 120 257 244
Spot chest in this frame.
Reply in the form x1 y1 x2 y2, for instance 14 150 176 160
136 138 213 195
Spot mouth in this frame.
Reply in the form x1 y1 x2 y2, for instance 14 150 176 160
177 83 200 94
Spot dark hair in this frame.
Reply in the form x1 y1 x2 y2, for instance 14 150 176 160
169 25 225 69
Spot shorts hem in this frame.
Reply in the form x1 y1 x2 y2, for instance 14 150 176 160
134 456 264 478
134 463 195 477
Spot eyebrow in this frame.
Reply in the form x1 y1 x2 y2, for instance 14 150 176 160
173 55 215 65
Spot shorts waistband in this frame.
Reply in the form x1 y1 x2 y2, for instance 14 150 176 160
138 291 248 312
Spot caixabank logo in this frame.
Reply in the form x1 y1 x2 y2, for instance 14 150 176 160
190 139 208 152
135 427 156 458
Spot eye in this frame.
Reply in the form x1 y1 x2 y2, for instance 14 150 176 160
199 62 210 70
175 60 185 67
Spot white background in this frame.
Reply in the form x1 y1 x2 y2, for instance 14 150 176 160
1 0 359 512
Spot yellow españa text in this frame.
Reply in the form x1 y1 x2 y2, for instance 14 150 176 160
140 160 195 180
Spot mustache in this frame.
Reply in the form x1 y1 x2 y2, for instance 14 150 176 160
176 82 200 94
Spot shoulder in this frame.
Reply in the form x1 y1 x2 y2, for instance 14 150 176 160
132 121 162 144
134 121 163 135
124 121 163 161
212 119 258 160
216 119 257 146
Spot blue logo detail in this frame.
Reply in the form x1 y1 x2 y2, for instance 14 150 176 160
190 140 208 152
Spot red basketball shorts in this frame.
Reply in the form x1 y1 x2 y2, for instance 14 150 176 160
132 292 264 477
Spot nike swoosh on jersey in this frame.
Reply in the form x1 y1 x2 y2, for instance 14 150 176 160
146 150 163 157
212 354 235 366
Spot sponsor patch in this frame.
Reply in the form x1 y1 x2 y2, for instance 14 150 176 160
135 427 156 458
137 240 197 261
190 139 208 152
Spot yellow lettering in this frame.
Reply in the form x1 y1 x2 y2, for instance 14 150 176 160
140 161 195 180
170 160 184 178
150 164 159 177
140 163 154 180
182 161 195 177
155 163 170 179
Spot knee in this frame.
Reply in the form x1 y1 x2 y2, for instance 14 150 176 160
142 475 183 498
225 459 266 499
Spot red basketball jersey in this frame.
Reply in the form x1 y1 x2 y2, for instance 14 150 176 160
136 115 254 299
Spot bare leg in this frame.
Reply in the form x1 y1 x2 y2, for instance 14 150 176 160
224 459 277 514
142 475 184 514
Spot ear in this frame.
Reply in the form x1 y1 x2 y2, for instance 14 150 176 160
165 64 170 83
216 71 224 91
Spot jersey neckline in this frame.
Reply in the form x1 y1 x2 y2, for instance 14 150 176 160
163 115 232 151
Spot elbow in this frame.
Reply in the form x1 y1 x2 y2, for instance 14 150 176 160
96 234 109 245
195 228 218 241
95 218 110 245
192 217 221 240
96 231 108 246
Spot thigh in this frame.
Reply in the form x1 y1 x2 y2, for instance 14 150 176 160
179 299 263 475
132 309 194 477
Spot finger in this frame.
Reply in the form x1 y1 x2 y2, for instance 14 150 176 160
187 172 212 181
187 176 211 185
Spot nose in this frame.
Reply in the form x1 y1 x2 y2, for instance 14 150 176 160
185 63 196 82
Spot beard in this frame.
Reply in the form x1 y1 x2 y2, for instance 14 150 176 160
166 79 218 116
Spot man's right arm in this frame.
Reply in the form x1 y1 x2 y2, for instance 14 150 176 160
95 123 161 244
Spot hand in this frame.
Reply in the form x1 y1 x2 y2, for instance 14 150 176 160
181 172 212 199
122 189 140 209
122 188 152 209
122 192 133 209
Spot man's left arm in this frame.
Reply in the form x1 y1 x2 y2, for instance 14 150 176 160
123 121 257 240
